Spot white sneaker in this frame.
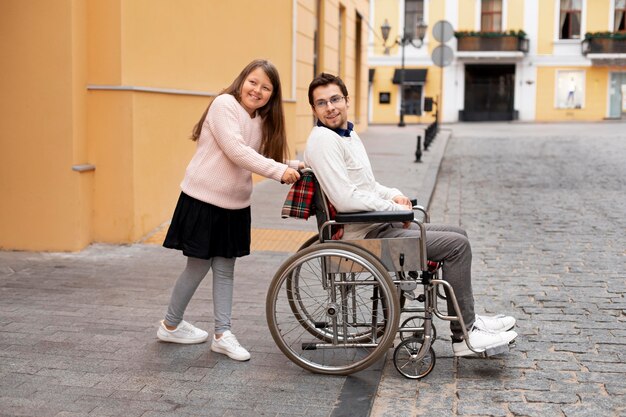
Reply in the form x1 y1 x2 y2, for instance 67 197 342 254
474 314 516 333
157 320 208 344
210 330 251 361
452 327 518 357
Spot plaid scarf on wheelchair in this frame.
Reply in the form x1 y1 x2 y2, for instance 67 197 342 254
281 170 316 219
281 171 338 220
281 170 343 239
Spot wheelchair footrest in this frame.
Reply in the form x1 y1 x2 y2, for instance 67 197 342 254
313 322 328 329
483 341 512 357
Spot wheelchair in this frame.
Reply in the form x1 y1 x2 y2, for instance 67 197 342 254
266 169 509 379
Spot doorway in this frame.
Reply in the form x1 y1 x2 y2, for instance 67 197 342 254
461 64 516 121
609 72 626 119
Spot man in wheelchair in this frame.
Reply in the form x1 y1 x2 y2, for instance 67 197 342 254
303 73 518 357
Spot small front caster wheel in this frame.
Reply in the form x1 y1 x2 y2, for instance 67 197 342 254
393 338 436 379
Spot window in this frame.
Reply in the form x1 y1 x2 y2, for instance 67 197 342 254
402 85 423 115
481 0 502 32
559 0 582 39
404 0 424 39
339 5 346 78
556 70 585 109
616 0 626 32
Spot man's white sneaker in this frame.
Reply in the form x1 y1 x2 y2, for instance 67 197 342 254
452 327 518 357
157 320 208 344
210 331 251 361
474 314 516 333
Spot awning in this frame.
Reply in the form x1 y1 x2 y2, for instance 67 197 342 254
392 69 427 84
369 68 375 82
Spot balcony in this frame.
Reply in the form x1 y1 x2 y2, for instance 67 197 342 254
455 30 529 60
582 32 626 66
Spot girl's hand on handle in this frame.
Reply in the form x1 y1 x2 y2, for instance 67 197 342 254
281 167 301 185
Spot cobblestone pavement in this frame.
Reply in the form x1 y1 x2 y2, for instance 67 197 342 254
371 122 626 417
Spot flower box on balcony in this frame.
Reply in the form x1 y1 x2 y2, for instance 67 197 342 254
455 30 529 53
582 32 626 54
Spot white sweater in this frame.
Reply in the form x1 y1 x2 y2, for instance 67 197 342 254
181 94 297 209
304 126 406 240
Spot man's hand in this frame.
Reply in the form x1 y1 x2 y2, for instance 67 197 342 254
392 195 412 210
392 195 413 228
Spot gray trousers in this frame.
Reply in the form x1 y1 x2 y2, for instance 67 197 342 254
367 223 475 338
164 256 235 334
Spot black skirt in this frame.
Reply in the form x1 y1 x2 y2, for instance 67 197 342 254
163 192 251 259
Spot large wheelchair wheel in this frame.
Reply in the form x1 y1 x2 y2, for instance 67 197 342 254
287 236 388 343
266 242 400 375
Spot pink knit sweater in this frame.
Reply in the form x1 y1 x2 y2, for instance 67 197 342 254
180 94 297 209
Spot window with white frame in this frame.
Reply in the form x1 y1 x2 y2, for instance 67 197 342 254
404 0 424 39
616 0 626 32
481 0 503 32
556 70 585 109
559 0 582 39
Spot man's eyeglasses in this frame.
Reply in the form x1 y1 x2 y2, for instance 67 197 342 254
314 95 346 109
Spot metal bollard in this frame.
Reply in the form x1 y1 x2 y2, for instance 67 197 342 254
415 135 422 163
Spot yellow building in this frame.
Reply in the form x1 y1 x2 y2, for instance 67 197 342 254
0 0 370 251
369 0 626 123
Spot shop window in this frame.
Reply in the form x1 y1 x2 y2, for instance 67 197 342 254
560 0 582 39
481 0 502 32
404 0 424 39
402 85 423 115
556 70 585 109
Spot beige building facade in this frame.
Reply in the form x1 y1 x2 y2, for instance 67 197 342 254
0 0 370 251
369 0 626 124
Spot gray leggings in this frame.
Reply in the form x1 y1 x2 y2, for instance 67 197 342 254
367 223 475 338
164 256 235 334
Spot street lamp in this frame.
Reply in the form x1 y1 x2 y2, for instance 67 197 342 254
381 18 428 127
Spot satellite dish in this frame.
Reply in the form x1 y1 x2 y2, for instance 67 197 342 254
432 44 454 67
432 20 454 43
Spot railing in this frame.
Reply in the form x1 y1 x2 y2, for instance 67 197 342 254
456 34 529 53
582 37 626 55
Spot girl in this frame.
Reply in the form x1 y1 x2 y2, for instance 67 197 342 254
157 59 302 361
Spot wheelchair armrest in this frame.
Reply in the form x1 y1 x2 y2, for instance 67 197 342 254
334 210 414 223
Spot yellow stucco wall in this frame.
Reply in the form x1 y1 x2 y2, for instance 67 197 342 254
457 0 476 31
369 0 438 125
537 0 555 55
535 67 609 121
1 0 369 251
586 1 611 33
295 0 370 154
507 0 524 30
0 0 90 251
534 0 615 121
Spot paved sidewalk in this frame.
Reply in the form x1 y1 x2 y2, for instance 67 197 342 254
0 124 446 417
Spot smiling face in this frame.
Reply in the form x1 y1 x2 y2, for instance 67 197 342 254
310 83 349 130
239 67 274 116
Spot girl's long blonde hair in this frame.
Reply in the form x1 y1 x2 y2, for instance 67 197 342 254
191 59 289 163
